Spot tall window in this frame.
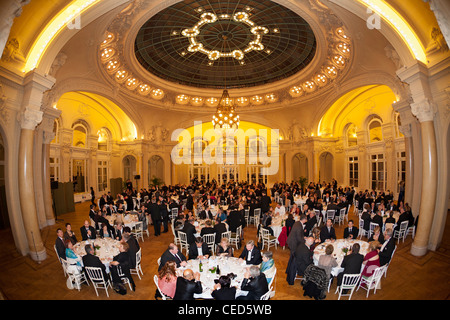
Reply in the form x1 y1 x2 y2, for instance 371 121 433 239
370 154 386 191
348 156 358 187
98 160 108 192
49 157 60 182
396 151 406 192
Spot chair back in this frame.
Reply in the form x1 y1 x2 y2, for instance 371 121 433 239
260 290 271 300
341 273 361 289
340 208 346 217
399 220 408 231
254 208 261 217
85 266 105 282
136 248 142 265
261 228 270 239
178 231 188 244
171 208 178 219
221 231 231 240
326 210 335 221
203 233 216 249
369 222 378 235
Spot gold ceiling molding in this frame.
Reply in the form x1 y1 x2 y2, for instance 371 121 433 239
98 0 353 109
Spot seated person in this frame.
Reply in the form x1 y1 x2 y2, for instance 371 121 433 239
211 275 236 300
216 237 233 257
238 240 262 265
80 220 96 241
158 243 187 271
157 261 178 299
200 219 215 237
237 266 269 300
173 269 203 300
188 237 211 260
260 251 276 285
110 242 136 291
319 219 336 243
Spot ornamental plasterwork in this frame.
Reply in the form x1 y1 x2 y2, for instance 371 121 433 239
98 1 352 109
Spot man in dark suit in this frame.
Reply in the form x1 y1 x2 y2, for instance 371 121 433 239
115 223 124 241
286 214 307 252
336 242 364 286
320 219 337 243
173 269 203 300
158 243 187 271
361 209 371 232
55 228 66 260
123 232 139 269
260 191 271 215
371 211 383 230
213 217 228 244
182 217 197 246
238 240 262 265
236 266 269 300
188 237 211 260
379 228 395 266
82 244 109 283
304 210 317 236
80 220 96 241
148 198 161 236
293 237 314 277
343 220 359 239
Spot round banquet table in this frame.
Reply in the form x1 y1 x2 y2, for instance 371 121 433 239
313 239 369 277
178 257 251 299
73 238 121 273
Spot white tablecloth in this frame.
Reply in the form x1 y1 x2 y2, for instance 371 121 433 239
313 239 369 276
73 238 121 273
179 257 250 299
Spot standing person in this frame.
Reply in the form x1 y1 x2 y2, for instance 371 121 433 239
148 198 161 236
90 187 95 206
286 214 307 252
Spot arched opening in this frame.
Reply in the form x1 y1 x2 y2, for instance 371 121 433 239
319 152 334 183
368 116 383 143
292 153 309 182
123 155 137 184
72 120 89 148
148 155 164 186
97 127 111 151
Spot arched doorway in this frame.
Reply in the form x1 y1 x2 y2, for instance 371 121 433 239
123 155 137 184
148 155 164 186
292 153 309 182
0 131 9 229
319 152 334 183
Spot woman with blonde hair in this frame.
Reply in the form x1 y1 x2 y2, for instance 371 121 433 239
216 237 233 257
157 261 178 298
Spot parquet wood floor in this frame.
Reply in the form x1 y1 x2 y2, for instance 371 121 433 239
0 201 449 301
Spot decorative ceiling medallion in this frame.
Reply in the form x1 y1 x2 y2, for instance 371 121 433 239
181 12 269 62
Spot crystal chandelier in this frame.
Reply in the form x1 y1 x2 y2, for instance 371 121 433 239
212 89 240 130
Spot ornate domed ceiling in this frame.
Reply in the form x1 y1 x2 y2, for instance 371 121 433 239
134 0 316 89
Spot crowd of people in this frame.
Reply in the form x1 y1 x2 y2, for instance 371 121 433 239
55 177 410 299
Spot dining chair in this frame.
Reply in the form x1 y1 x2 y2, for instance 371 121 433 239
202 233 216 255
130 248 143 280
261 228 277 250
178 231 189 255
85 266 112 297
335 273 361 300
116 265 133 291
154 275 171 300
357 265 385 297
